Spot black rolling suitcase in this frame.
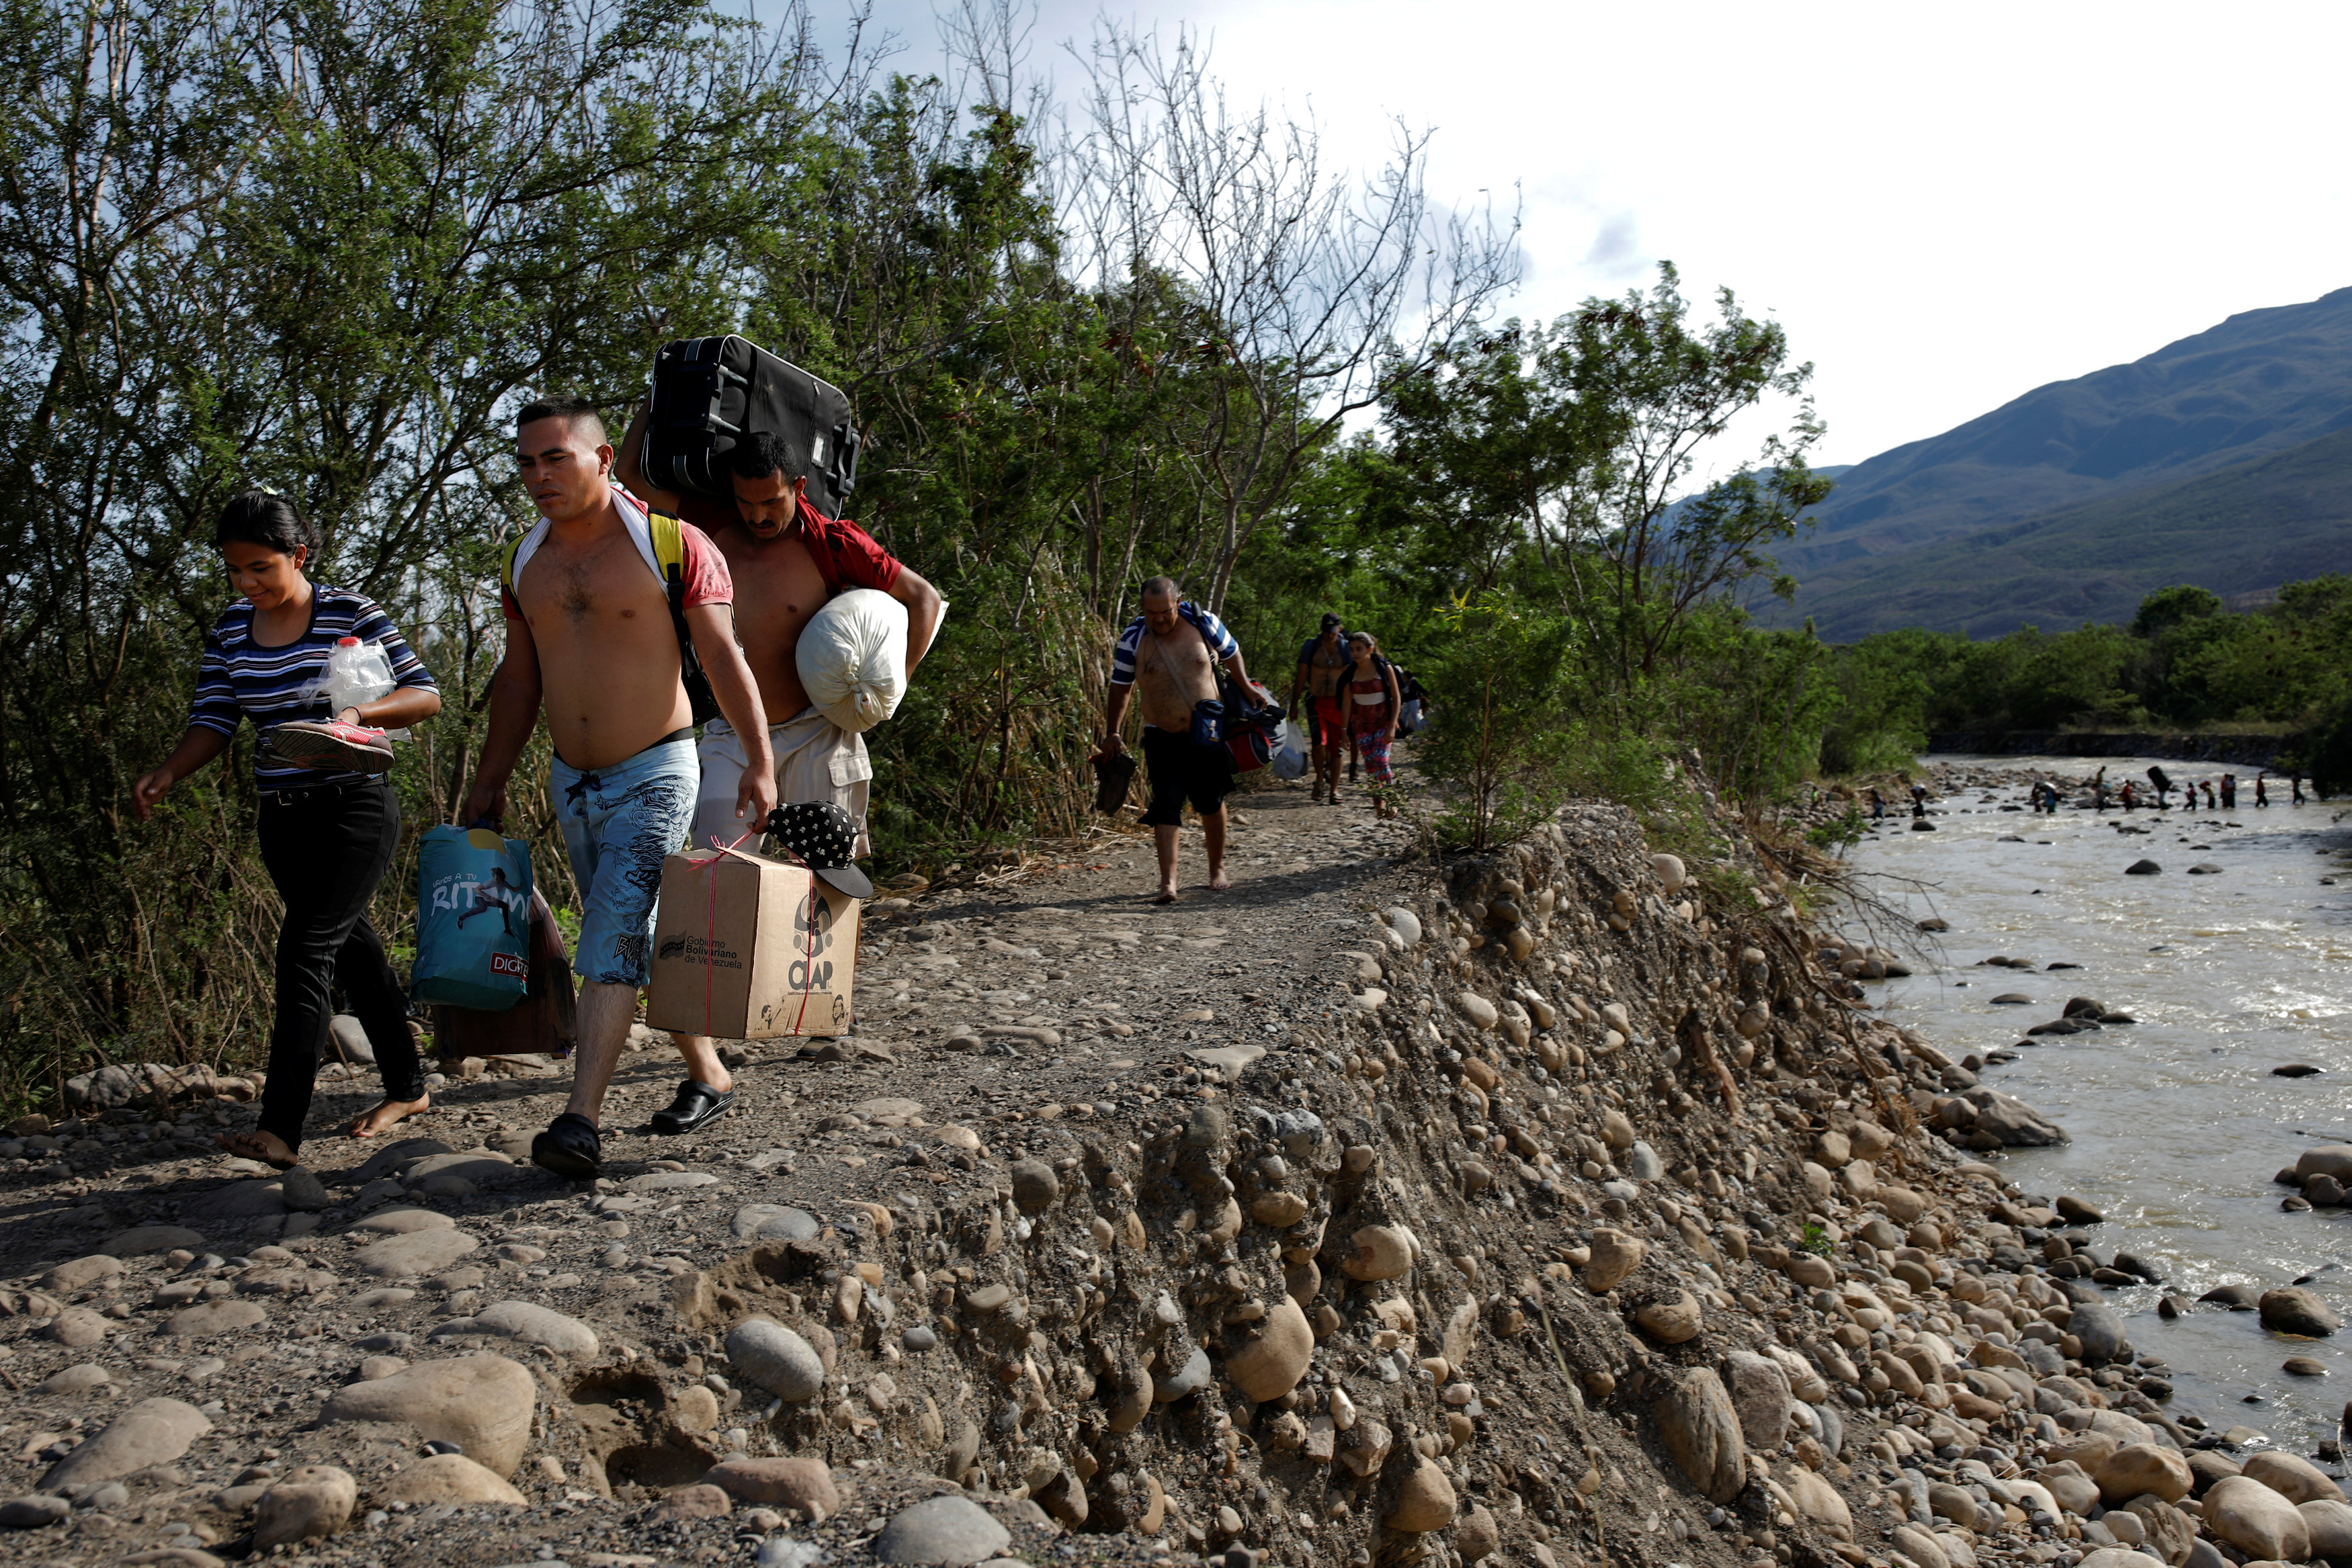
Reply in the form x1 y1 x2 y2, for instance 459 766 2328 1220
643 335 862 518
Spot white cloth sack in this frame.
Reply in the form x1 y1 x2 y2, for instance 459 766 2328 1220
1271 720 1308 780
796 589 908 733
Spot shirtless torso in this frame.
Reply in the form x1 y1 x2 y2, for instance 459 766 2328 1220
511 501 692 769
1133 619 1220 732
708 525 830 723
1306 636 1351 698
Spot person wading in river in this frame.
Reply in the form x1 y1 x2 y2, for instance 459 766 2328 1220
1095 576 1255 904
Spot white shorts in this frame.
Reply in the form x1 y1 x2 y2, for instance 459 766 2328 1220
689 707 874 856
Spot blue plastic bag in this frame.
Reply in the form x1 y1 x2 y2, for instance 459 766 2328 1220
1271 721 1308 780
413 826 534 1011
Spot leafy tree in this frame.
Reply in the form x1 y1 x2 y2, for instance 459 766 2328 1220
2131 584 2223 638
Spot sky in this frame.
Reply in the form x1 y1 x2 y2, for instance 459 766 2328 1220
826 0 2352 468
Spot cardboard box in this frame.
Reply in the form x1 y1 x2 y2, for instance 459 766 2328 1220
645 846 860 1039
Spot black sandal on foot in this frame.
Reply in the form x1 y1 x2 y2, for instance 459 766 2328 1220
531 1112 602 1179
649 1080 735 1135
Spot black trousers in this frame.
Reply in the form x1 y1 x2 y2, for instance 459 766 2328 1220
255 780 424 1152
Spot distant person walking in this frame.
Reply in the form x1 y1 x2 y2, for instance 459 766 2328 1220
2293 771 2307 805
2255 773 2270 808
1867 789 1886 821
2221 774 2237 809
1342 631 1402 820
1097 576 1255 903
2202 779 2217 809
1910 784 1928 819
130 491 444 1166
1289 613 1354 805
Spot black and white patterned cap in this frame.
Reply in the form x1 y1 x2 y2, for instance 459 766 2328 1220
765 801 873 899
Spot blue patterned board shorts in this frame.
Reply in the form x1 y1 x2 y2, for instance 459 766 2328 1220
550 734 698 986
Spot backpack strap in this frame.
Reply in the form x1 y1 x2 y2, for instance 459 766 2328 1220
499 534 524 597
649 511 687 613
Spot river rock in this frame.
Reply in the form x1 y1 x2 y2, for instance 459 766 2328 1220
100 1225 206 1257
726 1319 825 1402
1009 1159 1060 1213
181 1178 288 1222
46 1306 108 1346
1341 1225 1413 1281
1720 1351 1794 1450
319 1355 536 1475
1384 1454 1458 1532
1582 1228 1646 1292
252 1465 355 1549
378 1454 525 1506
0 1495 71 1527
1653 1367 1745 1503
1962 1088 2068 1145
1225 1297 1312 1400
39 1399 210 1491
45 1254 122 1292
2126 860 2162 875
2076 1552 2165 1568
2296 1146 2352 1182
2204 1475 2312 1561
872 1495 1011 1565
1382 907 1423 947
435 1300 597 1356
353 1228 478 1278
164 1300 268 1338
32 1364 111 1397
2298 1499 2352 1562
705 1457 839 1518
732 1204 819 1242
2242 1450 2345 1504
1634 1290 1703 1344
1894 1524 1951 1568
1787 1467 1852 1540
2097 1444 2193 1504
2259 1287 2340 1336
1155 1343 1212 1402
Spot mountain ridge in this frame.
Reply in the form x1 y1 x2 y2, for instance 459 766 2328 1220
1770 287 2352 636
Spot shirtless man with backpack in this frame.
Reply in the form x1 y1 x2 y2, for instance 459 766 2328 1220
465 397 776 1178
1093 576 1256 904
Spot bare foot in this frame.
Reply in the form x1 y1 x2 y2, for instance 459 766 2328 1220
1208 869 1232 891
347 1094 431 1139
1152 887 1179 904
215 1129 298 1169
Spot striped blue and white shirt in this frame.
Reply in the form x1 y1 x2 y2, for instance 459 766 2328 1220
186 586 436 789
1109 601 1240 686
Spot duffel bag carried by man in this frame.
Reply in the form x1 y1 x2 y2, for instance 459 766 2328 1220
643 335 861 517
413 825 534 1011
1222 677 1284 774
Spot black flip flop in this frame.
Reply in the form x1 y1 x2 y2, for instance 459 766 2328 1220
649 1080 734 1136
531 1111 602 1179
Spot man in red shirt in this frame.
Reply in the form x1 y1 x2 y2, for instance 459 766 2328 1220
619 416 941 1122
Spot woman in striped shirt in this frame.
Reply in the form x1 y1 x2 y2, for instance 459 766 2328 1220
132 492 443 1168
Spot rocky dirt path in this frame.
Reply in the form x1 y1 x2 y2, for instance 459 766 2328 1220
0 765 2326 1568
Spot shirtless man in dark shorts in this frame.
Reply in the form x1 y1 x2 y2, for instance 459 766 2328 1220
1093 577 1254 904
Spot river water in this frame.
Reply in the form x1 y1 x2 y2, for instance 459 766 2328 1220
1847 753 2352 1452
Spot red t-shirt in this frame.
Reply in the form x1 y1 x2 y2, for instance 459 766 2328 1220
673 492 901 597
501 509 732 621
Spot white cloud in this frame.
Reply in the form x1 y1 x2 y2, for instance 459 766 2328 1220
815 0 2352 466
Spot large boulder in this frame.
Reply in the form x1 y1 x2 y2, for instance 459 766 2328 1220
1720 1352 1795 1452
2258 1288 2340 1337
2298 1498 2352 1564
1652 1367 1745 1503
1961 1088 2068 1145
318 1356 536 1476
2203 1475 2312 1562
39 1399 210 1491
2069 1299 2132 1364
2095 1444 2193 1505
2242 1450 2345 1504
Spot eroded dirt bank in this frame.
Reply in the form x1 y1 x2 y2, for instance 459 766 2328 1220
0 780 2242 1568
